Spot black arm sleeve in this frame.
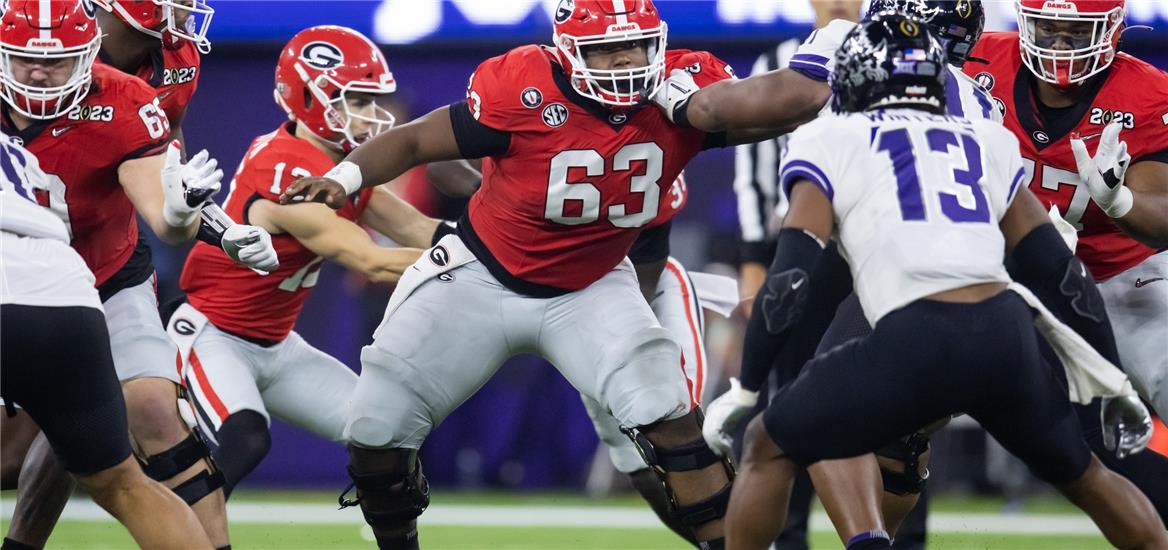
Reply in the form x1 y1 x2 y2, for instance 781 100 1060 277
1005 223 1121 365
628 221 671 265
740 228 852 392
448 101 511 159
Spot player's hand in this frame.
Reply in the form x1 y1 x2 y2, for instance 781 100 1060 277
221 224 279 275
651 69 699 125
1100 394 1153 459
162 142 223 227
1070 122 1133 218
1047 205 1079 252
702 378 759 456
280 177 348 210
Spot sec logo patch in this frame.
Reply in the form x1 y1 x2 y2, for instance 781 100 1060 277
542 103 569 128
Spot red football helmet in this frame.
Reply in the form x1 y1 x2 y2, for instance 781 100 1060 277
274 26 397 153
0 0 102 120
1016 0 1125 86
552 0 668 107
92 0 214 53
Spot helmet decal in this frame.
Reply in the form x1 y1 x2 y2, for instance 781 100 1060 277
555 0 574 24
300 41 344 70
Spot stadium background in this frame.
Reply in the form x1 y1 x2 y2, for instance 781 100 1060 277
143 0 1168 497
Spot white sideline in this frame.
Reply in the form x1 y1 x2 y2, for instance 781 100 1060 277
0 499 1102 536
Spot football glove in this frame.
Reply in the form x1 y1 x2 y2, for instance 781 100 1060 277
1100 394 1153 459
1070 122 1133 219
650 68 699 125
702 378 759 457
221 223 279 275
162 142 224 227
1047 205 1079 252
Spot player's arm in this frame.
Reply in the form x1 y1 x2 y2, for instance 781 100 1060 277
682 70 829 134
118 152 200 244
1111 160 1168 249
280 106 465 209
1071 123 1168 249
358 186 442 249
250 199 422 284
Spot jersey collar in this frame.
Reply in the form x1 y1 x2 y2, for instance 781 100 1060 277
548 57 646 133
1013 64 1110 151
0 104 50 145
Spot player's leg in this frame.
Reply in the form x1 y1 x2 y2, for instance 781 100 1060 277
0 409 40 489
1098 250 1168 418
180 323 271 498
108 278 228 547
344 260 513 550
541 262 732 546
967 295 1167 547
4 433 74 549
0 303 211 549
727 416 803 550
260 331 357 441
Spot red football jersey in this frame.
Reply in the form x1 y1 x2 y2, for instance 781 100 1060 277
0 64 171 286
180 123 373 342
965 32 1168 280
464 46 731 291
98 41 200 124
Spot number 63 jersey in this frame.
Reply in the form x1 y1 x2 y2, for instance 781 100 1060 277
454 45 733 294
779 109 1024 325
180 122 373 342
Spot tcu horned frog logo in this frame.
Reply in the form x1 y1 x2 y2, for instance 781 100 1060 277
300 41 345 70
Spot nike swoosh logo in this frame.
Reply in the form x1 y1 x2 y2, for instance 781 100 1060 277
51 126 74 137
792 278 805 291
157 90 174 101
1134 277 1165 288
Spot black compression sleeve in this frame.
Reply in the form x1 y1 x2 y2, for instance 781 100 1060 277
448 101 511 159
739 228 832 392
196 202 233 249
1006 223 1121 364
430 220 458 246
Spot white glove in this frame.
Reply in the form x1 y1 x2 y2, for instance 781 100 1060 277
162 142 224 227
702 378 760 457
1101 394 1153 459
1070 122 1133 219
1047 205 1079 253
651 69 699 124
221 224 279 275
790 19 857 82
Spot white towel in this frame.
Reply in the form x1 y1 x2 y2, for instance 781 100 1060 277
688 271 740 318
1009 283 1136 404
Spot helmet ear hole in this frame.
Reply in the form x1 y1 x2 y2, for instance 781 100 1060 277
302 88 313 109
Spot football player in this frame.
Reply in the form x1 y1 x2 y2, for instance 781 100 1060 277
723 14 1166 549
962 0 1168 513
2 133 213 550
0 2 272 548
281 1 831 547
174 25 431 498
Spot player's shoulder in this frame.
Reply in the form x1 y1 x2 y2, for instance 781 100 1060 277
1109 54 1168 99
237 124 333 197
165 41 202 69
791 112 862 142
970 116 1019 146
473 44 555 89
969 31 1018 61
89 64 158 108
666 49 737 83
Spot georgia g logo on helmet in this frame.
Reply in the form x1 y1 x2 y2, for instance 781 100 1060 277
555 0 574 24
300 41 345 70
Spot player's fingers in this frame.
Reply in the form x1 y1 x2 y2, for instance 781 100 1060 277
1069 138 1092 175
325 188 347 210
1102 121 1123 145
163 141 182 171
279 179 312 203
188 149 209 168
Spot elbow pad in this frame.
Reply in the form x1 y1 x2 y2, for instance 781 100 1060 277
760 228 826 335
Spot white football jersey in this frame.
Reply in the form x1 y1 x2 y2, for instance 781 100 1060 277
779 109 1026 324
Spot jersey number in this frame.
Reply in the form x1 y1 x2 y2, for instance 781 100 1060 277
138 98 170 140
545 143 663 228
278 256 325 291
270 162 312 195
876 128 990 223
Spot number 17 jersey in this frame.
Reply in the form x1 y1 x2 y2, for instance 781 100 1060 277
456 45 733 294
779 109 1024 324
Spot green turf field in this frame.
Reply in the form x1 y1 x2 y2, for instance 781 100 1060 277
1 491 1111 549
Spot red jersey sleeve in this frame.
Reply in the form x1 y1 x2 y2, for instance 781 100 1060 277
665 49 737 88
111 72 171 162
465 45 553 134
1116 54 1168 163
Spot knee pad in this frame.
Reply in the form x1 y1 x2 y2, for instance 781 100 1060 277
340 448 430 530
137 434 224 505
875 432 930 496
622 414 735 530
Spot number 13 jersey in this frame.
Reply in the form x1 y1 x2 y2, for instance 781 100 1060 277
180 122 372 342
453 45 733 295
779 110 1024 325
